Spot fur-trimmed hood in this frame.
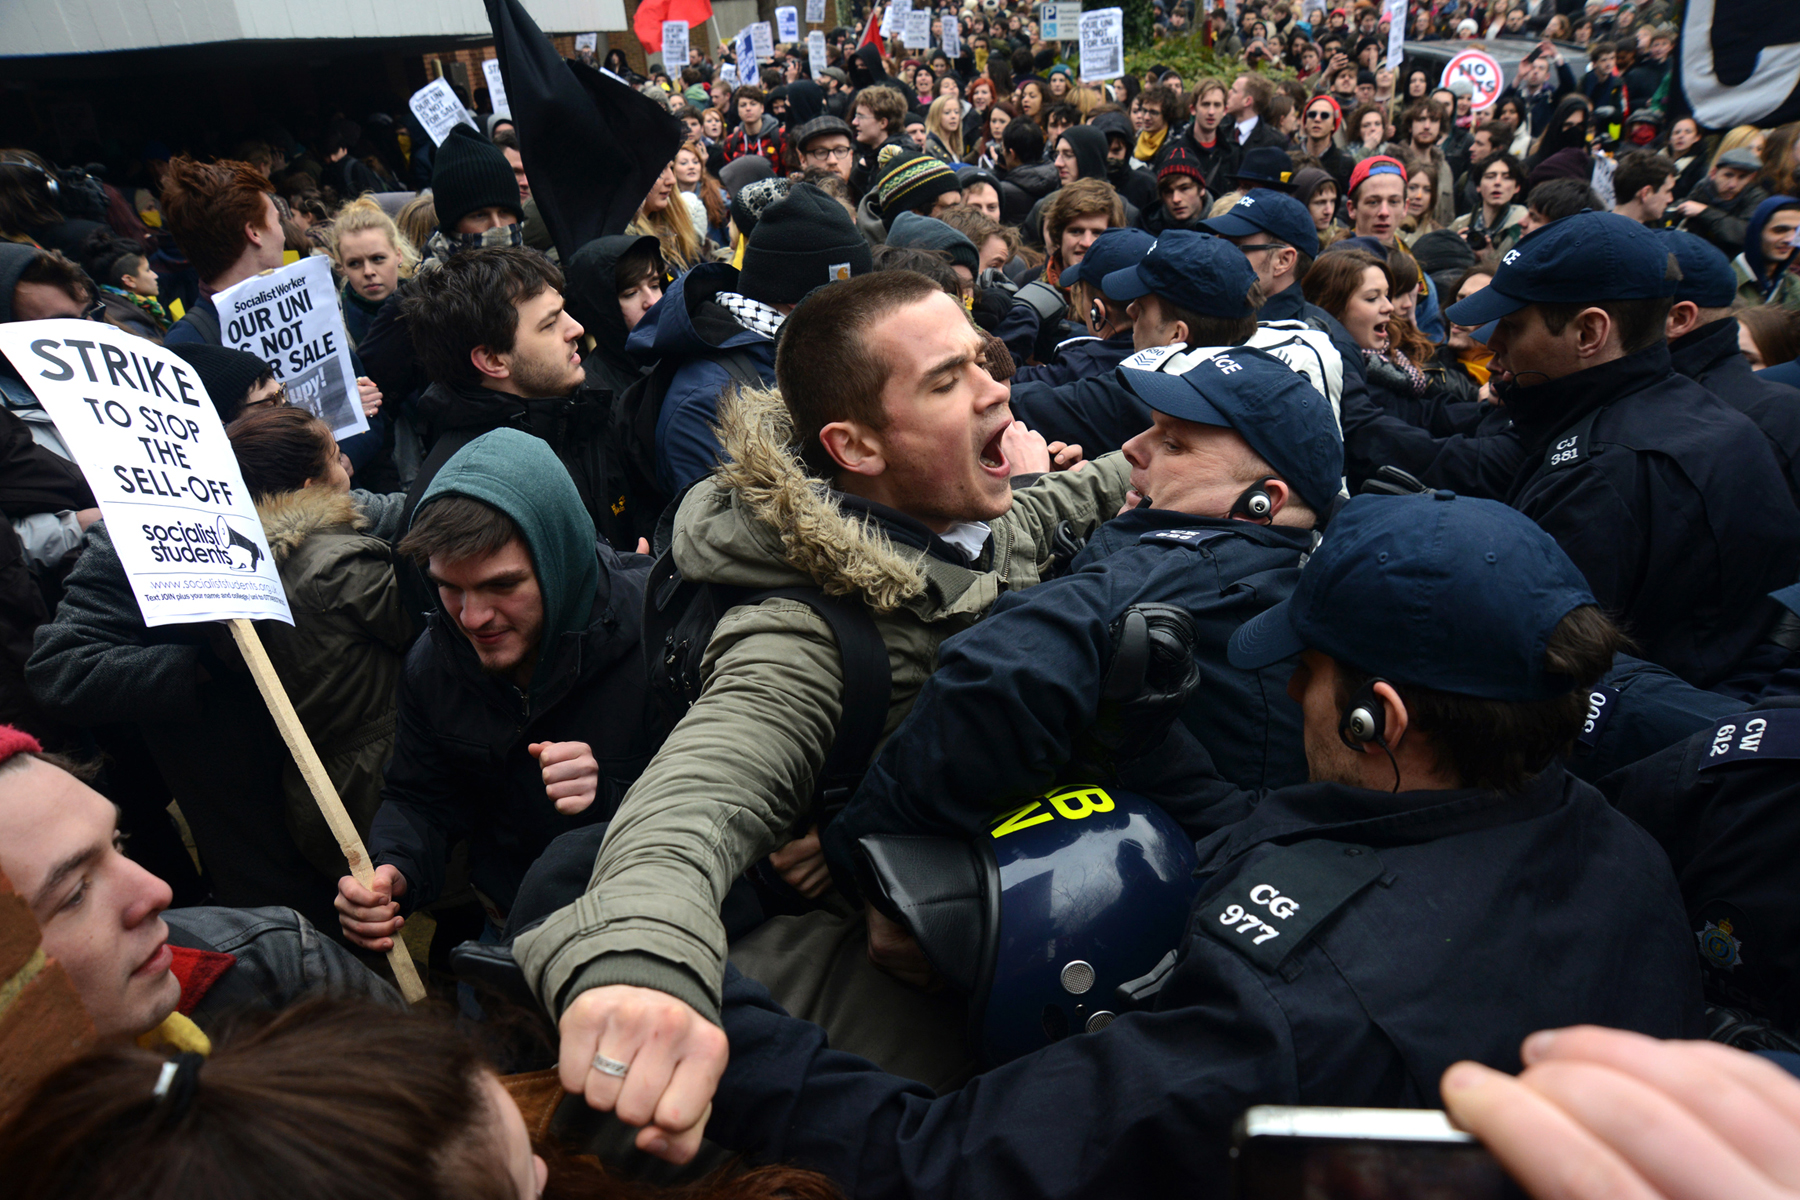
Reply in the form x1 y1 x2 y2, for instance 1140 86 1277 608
256 487 367 565
674 384 928 612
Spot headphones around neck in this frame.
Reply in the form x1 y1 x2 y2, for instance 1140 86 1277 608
1229 476 1278 523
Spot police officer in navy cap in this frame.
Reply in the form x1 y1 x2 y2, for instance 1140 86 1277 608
1199 188 1370 376
1008 228 1157 388
826 348 1344 893
1660 228 1800 506
1008 231 1266 453
1443 210 1800 690
684 492 1702 1200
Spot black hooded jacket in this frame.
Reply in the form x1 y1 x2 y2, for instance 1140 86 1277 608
565 234 660 399
404 380 630 552
1089 112 1161 212
785 80 827 127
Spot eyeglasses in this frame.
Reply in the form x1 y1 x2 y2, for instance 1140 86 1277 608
805 144 855 161
1305 110 1335 120
244 384 289 410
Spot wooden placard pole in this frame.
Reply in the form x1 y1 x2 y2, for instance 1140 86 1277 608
228 619 427 1003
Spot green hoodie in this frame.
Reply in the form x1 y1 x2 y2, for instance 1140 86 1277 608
414 428 600 692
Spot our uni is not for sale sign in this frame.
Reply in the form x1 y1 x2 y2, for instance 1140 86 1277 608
0 320 292 628
215 256 367 442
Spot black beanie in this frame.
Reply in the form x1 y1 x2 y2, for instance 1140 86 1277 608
431 124 523 236
168 343 274 422
740 183 873 306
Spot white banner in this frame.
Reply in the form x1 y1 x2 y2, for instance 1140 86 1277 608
751 21 775 60
806 0 826 22
902 9 930 48
482 58 510 119
214 258 368 443
408 77 477 147
720 61 739 87
776 6 800 41
1384 0 1407 70
942 14 961 58
1078 7 1123 80
574 32 599 52
881 5 898 37
662 20 689 65
738 26 755 66
809 30 829 78
0 320 291 628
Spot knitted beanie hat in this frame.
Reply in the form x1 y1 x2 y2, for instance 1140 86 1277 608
874 146 963 227
730 176 793 242
886 212 979 276
431 123 524 236
0 725 41 765
168 343 275 421
740 183 873 306
1157 145 1207 188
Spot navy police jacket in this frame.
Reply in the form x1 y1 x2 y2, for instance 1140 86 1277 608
823 508 1311 888
1499 343 1800 689
708 765 1705 1200
1010 329 1140 388
1601 698 1800 1030
1668 317 1800 505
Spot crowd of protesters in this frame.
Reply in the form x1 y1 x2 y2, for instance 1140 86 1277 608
6 0 1800 1196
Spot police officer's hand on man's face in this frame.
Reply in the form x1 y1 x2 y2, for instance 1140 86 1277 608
1442 1026 1800 1200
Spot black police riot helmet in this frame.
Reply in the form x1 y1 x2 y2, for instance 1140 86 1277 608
857 786 1201 1066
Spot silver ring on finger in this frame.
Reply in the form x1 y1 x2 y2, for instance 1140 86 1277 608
592 1052 630 1079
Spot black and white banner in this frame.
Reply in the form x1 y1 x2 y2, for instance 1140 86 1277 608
1678 0 1800 129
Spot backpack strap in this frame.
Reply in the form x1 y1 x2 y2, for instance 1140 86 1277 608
182 298 222 345
712 346 769 391
749 585 893 821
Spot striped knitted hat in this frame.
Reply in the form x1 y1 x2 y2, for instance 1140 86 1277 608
874 145 962 227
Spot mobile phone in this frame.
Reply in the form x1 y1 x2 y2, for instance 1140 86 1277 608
1231 1106 1529 1200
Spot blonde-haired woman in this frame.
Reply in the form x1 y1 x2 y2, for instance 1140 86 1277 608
924 95 965 162
629 160 706 275
327 196 419 349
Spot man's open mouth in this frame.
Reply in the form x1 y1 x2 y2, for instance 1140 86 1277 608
979 424 1010 475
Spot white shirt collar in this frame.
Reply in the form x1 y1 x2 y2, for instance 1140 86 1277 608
938 521 992 562
1235 114 1260 142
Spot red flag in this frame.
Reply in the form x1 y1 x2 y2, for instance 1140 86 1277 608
633 0 715 55
859 5 883 48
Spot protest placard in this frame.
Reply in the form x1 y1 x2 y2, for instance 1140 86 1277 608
777 6 800 41
408 77 477 147
943 14 961 57
1384 0 1407 69
0 320 290 628
0 318 428 1003
1078 7 1123 79
213 258 367 443
751 21 775 59
902 9 930 48
806 0 826 22
809 30 829 77
481 58 510 119
721 61 739 87
881 5 898 37
574 32 599 52
662 19 689 65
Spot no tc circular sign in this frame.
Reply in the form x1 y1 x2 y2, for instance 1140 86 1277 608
1441 49 1504 111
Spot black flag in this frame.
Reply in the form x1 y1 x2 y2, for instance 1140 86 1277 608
1677 0 1800 130
485 0 686 259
